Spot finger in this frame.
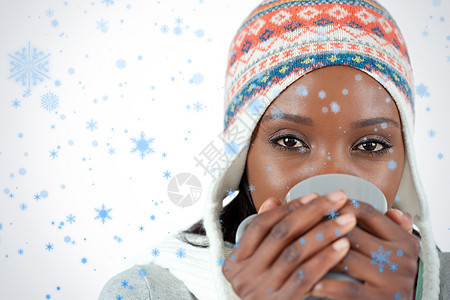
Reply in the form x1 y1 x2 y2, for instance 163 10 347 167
276 238 351 299
228 192 319 262
338 201 407 242
330 249 399 286
385 208 413 234
258 196 281 214
244 190 349 276
266 212 356 290
310 278 382 300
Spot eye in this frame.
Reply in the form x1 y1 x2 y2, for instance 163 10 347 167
269 134 308 152
353 138 392 156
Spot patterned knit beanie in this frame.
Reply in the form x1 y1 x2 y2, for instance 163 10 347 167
202 0 440 299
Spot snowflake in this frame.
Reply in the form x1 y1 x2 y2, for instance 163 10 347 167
41 91 59 112
160 24 169 34
138 268 147 277
108 147 115 155
121 280 129 288
46 9 54 17
101 0 114 6
95 204 112 224
86 119 98 132
130 132 155 159
176 248 186 259
96 19 109 33
12 99 21 108
425 106 431 112
150 214 155 221
8 42 51 96
162 152 167 158
193 101 204 112
51 20 59 27
175 17 183 25
316 233 323 242
388 160 397 170
248 185 255 192
350 199 360 208
299 237 306 244
49 149 58 160
428 129 436 138
438 153 444 160
390 263 398 272
370 245 397 273
422 28 429 37
318 90 326 99
296 85 308 97
225 141 239 156
416 83 430 97
40 190 48 198
151 248 160 257
19 203 28 210
18 249 24 255
195 29 204 38
217 256 225 266
189 73 203 84
116 59 126 69
138 225 144 231
163 170 171 179
226 188 234 197
327 208 339 220
45 243 54 251
113 235 123 243
330 101 340 113
66 214 76 224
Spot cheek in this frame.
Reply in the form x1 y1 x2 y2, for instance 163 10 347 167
246 145 294 210
373 150 405 209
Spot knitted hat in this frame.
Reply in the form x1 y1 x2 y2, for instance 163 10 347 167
202 0 440 299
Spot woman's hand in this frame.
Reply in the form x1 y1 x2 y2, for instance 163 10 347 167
221 190 358 299
310 201 420 300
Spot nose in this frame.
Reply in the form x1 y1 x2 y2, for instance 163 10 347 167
308 149 359 179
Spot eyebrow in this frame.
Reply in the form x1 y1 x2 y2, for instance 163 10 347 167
261 114 400 129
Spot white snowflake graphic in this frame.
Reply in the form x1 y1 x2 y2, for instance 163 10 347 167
8 42 51 96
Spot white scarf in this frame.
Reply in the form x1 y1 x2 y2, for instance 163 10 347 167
127 232 239 300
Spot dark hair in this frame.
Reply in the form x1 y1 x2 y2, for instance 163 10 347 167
178 169 257 248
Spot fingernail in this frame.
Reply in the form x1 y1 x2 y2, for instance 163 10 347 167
312 283 323 291
332 238 349 252
391 208 403 215
335 214 355 226
258 201 272 213
328 190 347 202
299 193 318 204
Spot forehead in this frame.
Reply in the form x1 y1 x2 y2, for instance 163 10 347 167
266 65 400 123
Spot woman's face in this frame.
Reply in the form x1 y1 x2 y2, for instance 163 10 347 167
246 65 405 212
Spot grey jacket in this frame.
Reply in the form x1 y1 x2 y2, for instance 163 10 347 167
99 251 450 300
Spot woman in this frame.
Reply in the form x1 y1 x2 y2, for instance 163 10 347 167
99 0 450 299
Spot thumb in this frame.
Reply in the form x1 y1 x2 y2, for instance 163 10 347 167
385 208 413 234
258 197 281 214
